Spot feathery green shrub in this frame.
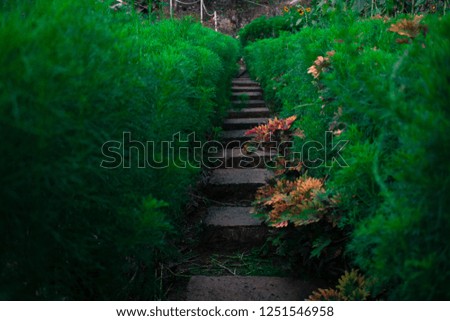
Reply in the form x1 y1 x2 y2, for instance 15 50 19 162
243 11 450 299
0 0 239 299
238 15 295 47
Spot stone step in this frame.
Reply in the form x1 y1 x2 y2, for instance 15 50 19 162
211 147 275 169
228 107 270 118
231 86 263 92
205 206 260 226
186 276 318 301
202 207 266 248
232 91 263 99
232 99 266 108
221 129 252 148
232 79 260 87
205 168 273 201
208 168 272 185
235 74 251 78
223 117 268 130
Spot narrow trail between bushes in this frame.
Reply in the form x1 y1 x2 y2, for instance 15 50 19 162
169 66 320 301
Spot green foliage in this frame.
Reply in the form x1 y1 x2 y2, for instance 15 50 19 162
239 0 447 49
349 14 450 299
238 1 342 47
0 0 239 299
238 15 295 47
350 0 449 16
243 11 450 299
308 269 369 300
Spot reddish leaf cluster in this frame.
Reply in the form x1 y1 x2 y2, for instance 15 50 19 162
308 270 369 301
307 50 335 79
389 15 428 43
255 176 326 227
328 106 346 137
245 115 298 142
272 156 303 176
371 14 390 23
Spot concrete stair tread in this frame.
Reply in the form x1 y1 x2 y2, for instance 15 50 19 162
232 79 259 85
209 168 273 186
230 107 269 112
212 147 275 169
232 86 263 92
232 92 262 97
222 129 252 139
221 130 252 148
228 107 270 118
186 276 317 301
232 99 265 106
202 206 267 248
205 206 261 227
224 117 267 124
214 147 275 158
223 118 268 130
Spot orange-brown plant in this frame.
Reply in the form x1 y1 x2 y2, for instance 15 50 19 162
328 106 346 137
389 15 428 44
308 269 370 301
245 115 298 142
243 115 301 160
307 288 345 301
307 50 335 79
255 176 327 227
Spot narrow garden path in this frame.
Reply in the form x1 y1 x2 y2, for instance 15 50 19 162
181 68 319 301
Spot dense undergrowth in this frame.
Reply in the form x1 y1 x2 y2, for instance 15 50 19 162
0 0 239 299
239 0 449 46
242 6 450 299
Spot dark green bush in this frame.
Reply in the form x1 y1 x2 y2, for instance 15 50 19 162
0 0 239 299
349 15 450 299
243 12 450 299
238 1 356 48
238 15 295 47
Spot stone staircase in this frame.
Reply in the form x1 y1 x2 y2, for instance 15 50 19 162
182 70 318 301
